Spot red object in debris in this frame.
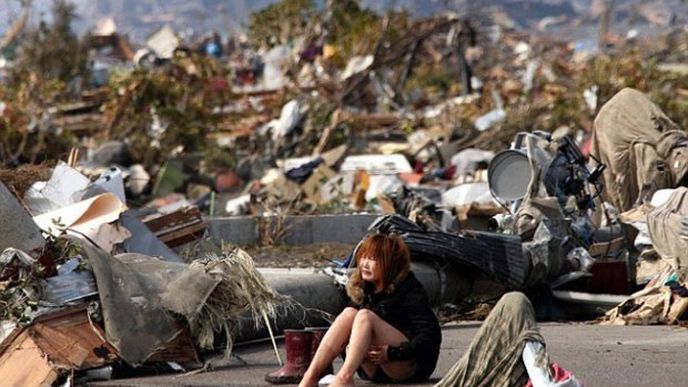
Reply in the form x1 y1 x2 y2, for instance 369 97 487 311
215 170 242 192
399 172 424 185
587 260 628 295
525 362 579 387
443 165 457 180
211 77 229 92
580 136 592 158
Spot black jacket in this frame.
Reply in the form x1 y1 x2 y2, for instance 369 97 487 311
357 271 441 381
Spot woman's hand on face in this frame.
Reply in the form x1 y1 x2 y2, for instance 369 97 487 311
367 345 389 365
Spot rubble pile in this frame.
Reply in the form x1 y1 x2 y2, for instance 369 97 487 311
1 0 688 384
1 2 687 221
0 161 284 384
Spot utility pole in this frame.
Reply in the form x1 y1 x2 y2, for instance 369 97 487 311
598 0 615 50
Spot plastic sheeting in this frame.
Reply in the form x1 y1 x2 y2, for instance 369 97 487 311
75 238 219 365
0 181 45 254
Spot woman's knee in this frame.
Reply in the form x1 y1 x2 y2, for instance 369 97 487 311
353 309 377 325
338 307 358 323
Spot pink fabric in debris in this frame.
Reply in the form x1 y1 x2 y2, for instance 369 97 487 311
525 362 580 387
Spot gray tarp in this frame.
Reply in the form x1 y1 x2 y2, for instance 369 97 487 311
76 239 219 365
591 88 688 213
0 181 46 255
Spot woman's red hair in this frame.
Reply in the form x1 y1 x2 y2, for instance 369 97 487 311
346 234 411 303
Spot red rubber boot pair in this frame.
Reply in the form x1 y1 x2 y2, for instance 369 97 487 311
265 327 332 384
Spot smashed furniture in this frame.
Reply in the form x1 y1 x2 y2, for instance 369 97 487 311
0 306 119 386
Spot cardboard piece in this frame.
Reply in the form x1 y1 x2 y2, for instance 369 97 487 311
302 165 337 205
33 193 128 252
0 330 59 387
0 307 119 387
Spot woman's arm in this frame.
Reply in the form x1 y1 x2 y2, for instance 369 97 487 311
387 287 441 361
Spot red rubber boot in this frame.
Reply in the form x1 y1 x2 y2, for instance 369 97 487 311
265 329 312 384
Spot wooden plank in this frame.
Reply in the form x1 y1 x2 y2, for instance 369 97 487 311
30 306 119 369
31 323 90 368
0 330 59 387
143 206 202 232
143 206 207 247
156 221 207 247
588 236 626 257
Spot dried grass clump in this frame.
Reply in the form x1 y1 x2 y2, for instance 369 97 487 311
189 247 284 357
0 164 53 199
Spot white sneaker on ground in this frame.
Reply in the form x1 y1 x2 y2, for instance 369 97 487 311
318 374 336 386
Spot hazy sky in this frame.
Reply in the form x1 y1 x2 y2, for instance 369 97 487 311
2 0 686 44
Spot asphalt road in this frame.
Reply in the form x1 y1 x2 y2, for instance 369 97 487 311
90 322 688 386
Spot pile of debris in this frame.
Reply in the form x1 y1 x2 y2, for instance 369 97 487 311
2 2 688 224
2 1 688 383
328 87 688 329
0 162 285 385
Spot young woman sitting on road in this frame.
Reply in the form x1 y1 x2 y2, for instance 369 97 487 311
298 233 442 387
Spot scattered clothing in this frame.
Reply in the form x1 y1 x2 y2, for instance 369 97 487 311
523 341 583 387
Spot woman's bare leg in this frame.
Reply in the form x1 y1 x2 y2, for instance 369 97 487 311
331 309 415 386
299 307 358 387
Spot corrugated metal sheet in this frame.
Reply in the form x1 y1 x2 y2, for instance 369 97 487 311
369 214 530 289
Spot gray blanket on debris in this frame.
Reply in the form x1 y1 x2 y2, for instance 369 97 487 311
647 187 688 272
591 88 688 213
76 239 220 365
435 292 546 387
